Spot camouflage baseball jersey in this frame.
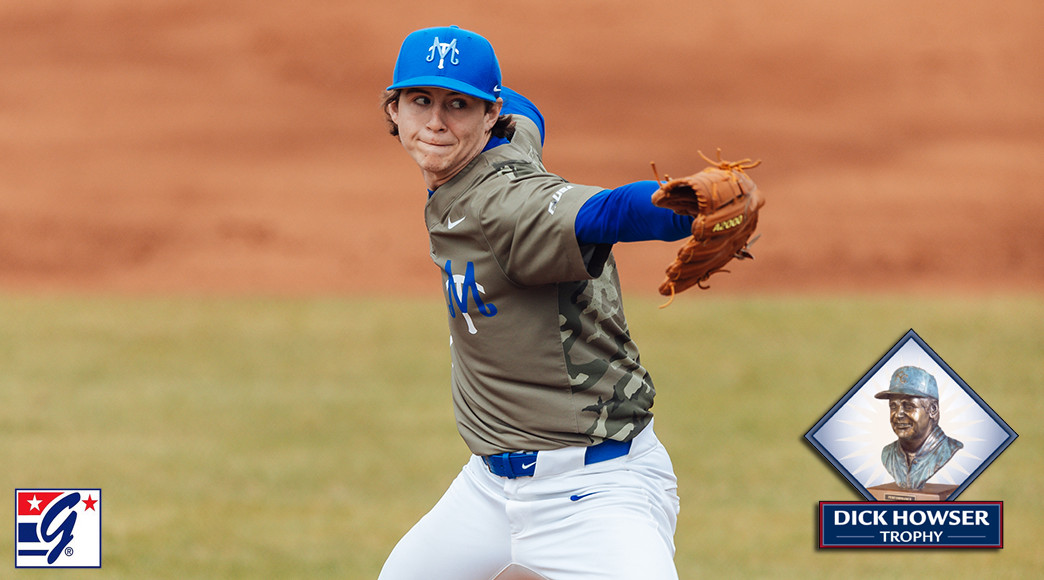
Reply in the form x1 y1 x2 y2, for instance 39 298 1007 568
426 116 655 456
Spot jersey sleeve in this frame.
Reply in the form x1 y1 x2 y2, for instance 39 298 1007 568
479 176 604 287
574 181 694 244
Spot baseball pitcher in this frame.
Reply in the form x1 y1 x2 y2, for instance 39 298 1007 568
377 26 764 580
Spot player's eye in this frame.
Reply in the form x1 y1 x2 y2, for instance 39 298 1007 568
413 95 431 106
449 98 468 110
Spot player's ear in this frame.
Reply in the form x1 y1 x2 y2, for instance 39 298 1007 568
387 98 400 123
485 98 503 128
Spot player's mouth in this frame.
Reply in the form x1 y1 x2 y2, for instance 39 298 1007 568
420 139 454 149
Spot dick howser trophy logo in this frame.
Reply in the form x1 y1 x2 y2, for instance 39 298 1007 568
15 488 102 568
805 330 1017 548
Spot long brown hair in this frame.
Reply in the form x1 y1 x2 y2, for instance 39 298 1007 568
381 89 515 140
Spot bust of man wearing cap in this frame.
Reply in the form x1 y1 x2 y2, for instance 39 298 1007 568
876 366 964 490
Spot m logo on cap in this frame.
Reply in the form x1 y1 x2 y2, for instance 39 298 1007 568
426 37 459 69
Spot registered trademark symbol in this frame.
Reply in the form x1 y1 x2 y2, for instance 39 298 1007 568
65 546 74 557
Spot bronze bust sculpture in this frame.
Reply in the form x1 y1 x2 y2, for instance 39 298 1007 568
875 366 963 491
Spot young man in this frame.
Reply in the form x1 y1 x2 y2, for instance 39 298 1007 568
378 26 695 580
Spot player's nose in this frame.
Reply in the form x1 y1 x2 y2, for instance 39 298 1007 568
425 108 447 132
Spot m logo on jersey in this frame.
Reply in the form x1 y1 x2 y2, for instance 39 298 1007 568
16 488 101 568
444 260 497 334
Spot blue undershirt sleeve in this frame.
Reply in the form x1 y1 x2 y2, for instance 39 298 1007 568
574 181 694 245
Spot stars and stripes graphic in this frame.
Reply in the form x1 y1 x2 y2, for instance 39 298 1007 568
15 489 102 568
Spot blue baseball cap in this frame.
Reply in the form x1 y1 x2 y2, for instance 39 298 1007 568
875 366 940 400
387 26 502 102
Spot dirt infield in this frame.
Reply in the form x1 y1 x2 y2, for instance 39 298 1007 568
2 0 1041 296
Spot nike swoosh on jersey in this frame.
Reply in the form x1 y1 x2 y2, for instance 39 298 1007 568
447 216 466 229
569 492 601 502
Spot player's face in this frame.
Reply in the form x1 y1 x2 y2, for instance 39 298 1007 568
388 88 501 190
888 396 934 448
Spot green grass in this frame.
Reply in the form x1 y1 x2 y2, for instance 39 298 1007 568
1 294 1040 578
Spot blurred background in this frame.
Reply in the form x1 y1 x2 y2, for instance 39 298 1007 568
1 0 1041 296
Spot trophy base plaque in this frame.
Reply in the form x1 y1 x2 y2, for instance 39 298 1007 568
867 482 958 501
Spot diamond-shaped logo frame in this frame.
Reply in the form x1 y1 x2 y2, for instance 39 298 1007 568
805 329 1017 501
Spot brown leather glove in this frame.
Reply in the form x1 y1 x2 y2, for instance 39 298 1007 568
651 150 765 304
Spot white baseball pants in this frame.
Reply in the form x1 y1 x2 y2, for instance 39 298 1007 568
378 423 680 580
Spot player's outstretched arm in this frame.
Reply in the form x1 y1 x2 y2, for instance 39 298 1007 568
574 181 694 245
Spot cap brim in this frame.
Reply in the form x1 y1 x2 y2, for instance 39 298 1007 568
874 389 936 399
386 75 499 102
